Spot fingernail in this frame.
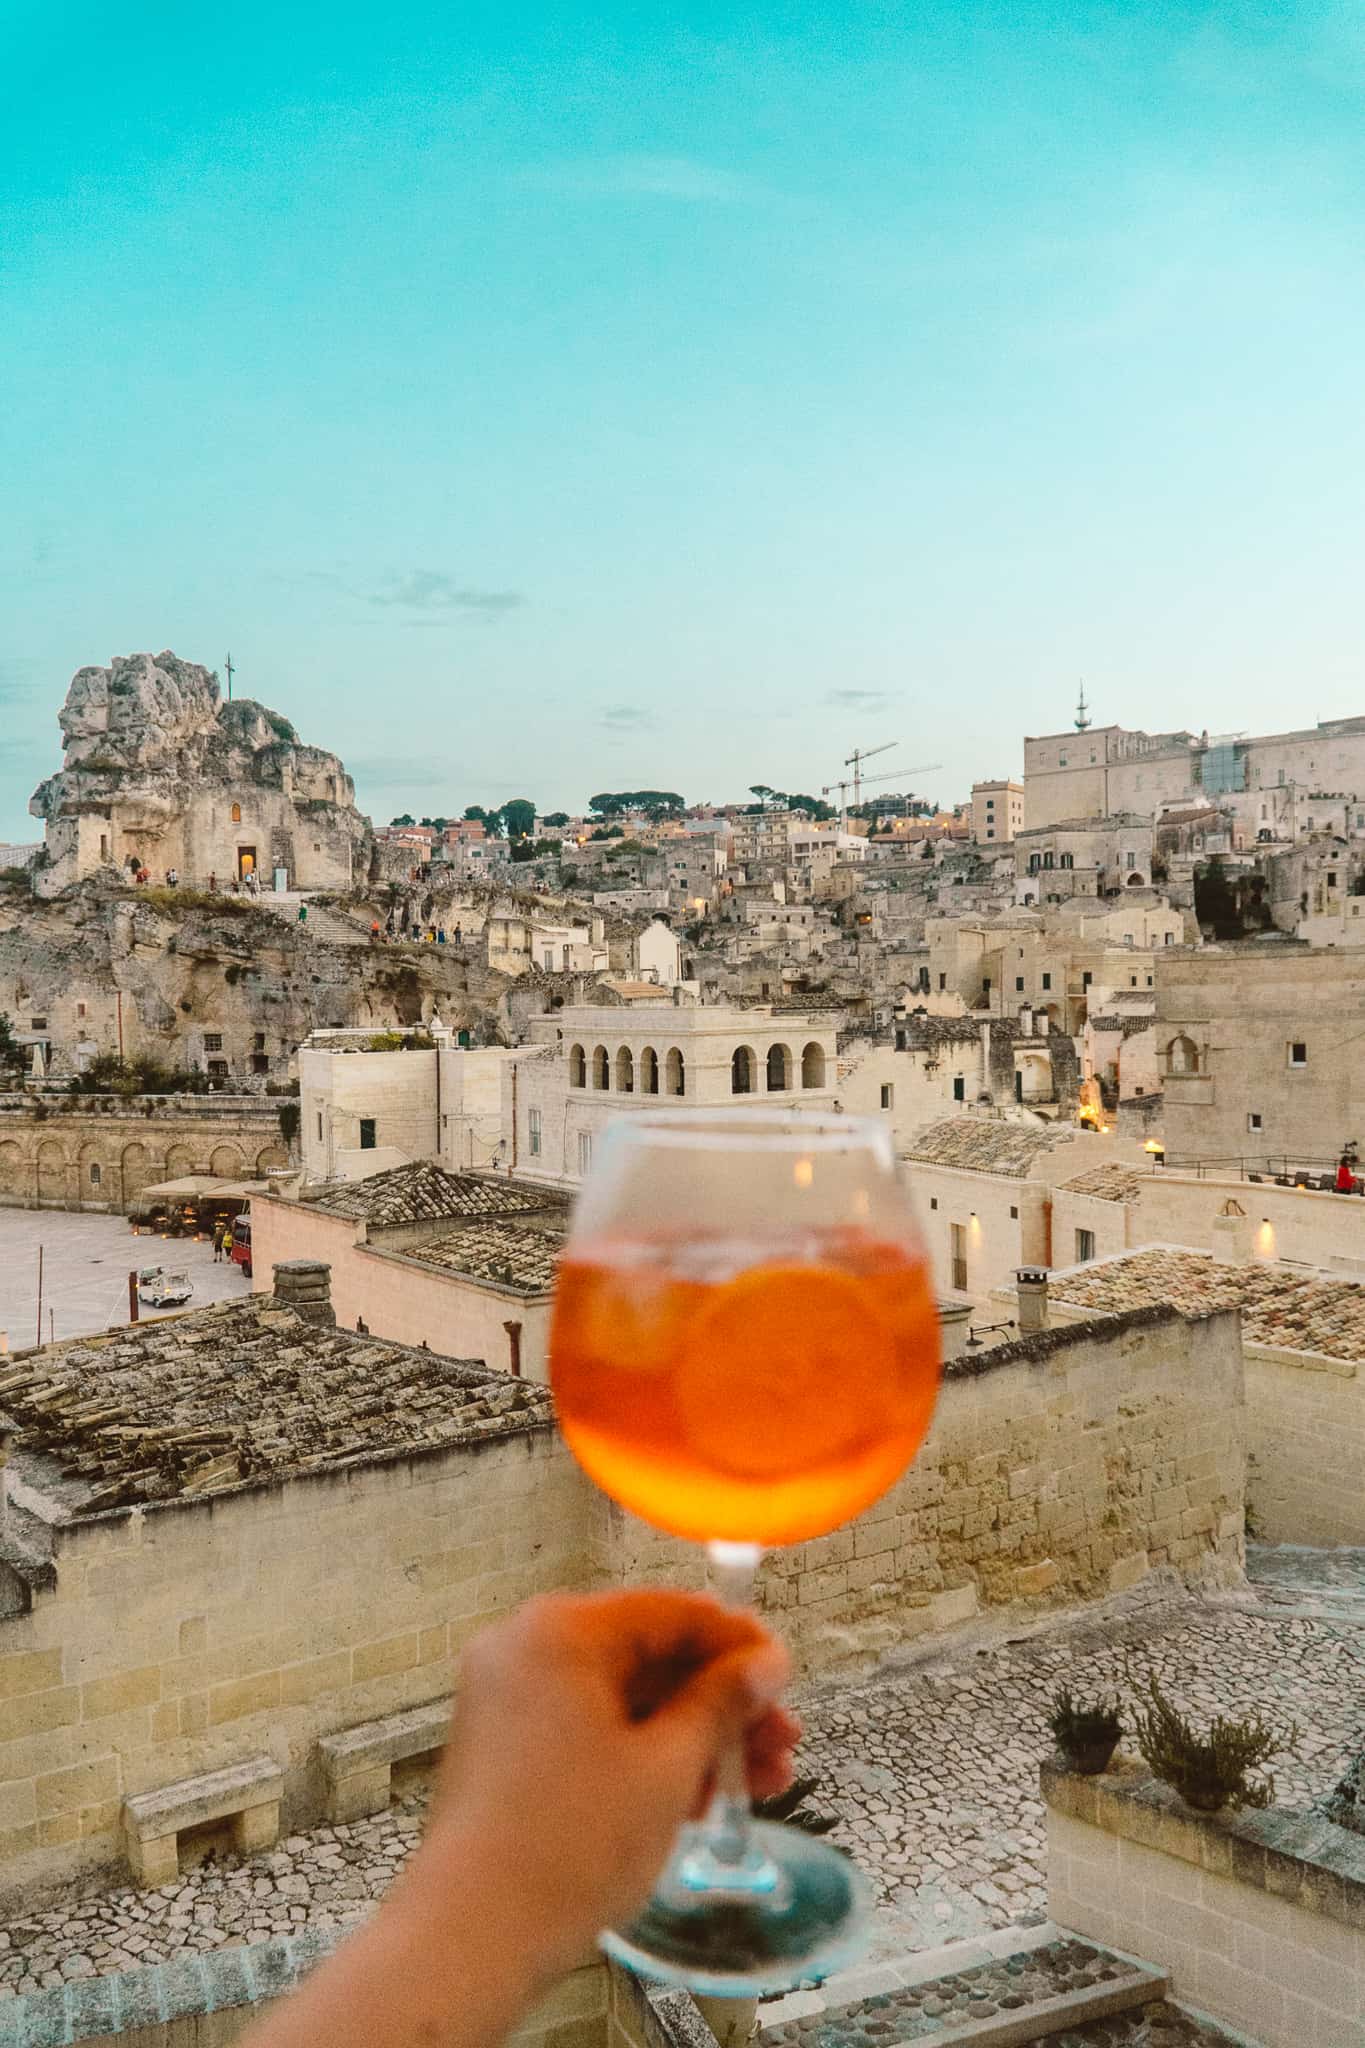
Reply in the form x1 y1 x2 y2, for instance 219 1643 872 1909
743 1643 789 1710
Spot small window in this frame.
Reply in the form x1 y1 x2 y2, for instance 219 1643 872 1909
316 1112 323 1141
1164 932 1173 945
207 1058 229 1078
1247 1113 1262 1133
528 1107 542 1157
982 977 991 994
251 1053 269 1074
1076 1229 1096 1264
880 1083 894 1110
953 1076 965 1102
577 1131 593 1176
30 1017 46 1031
1289 1042 1307 1068
203 1032 223 1052
1015 976 1024 992
929 1197 938 1211
76 1002 86 1018
1010 1204 1018 1219
231 803 241 823
359 1117 377 1149
1082 971 1093 989
254 1032 266 1051
89 1162 101 1187
985 797 994 810
1328 872 1339 888
1041 972 1051 990
950 1223 968 1292
938 973 947 991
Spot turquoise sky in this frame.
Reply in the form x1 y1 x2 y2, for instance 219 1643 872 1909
3 2 1364 835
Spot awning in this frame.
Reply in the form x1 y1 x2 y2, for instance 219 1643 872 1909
133 1175 267 1208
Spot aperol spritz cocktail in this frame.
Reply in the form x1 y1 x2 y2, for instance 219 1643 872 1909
548 1109 942 1996
553 1227 940 1548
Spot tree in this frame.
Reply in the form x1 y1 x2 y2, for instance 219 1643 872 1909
788 793 834 821
543 811 570 827
589 790 684 820
464 805 489 823
0 1012 19 1071
390 813 415 827
499 798 536 842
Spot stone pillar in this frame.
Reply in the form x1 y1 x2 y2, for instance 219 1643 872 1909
270 1259 336 1327
1017 1266 1049 1334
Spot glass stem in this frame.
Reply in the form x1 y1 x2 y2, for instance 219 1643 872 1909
703 1539 763 1866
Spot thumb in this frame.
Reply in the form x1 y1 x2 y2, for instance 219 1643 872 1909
645 1639 791 1790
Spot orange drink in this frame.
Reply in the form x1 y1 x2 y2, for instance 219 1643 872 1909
551 1227 941 1546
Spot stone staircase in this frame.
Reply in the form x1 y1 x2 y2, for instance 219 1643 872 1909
757 1925 1251 2046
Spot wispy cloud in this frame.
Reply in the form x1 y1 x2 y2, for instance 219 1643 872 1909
368 571 524 615
824 687 893 711
598 703 659 733
522 154 765 204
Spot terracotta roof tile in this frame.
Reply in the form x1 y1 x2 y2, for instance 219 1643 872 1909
306 1161 550 1224
904 1117 1079 1179
1051 1247 1365 1364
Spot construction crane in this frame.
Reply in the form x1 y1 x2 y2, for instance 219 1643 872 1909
844 741 898 810
821 762 943 828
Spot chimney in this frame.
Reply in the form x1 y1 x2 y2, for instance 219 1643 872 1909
271 1260 336 1327
1016 1266 1049 1335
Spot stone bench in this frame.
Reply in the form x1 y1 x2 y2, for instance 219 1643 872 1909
319 1698 451 1822
123 1755 283 1886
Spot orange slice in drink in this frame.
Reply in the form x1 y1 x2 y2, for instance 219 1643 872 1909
674 1263 894 1478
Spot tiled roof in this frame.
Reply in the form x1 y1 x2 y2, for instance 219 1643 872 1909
1050 1248 1365 1364
1057 1163 1146 1204
0 1299 553 1516
903 1117 1078 1179
305 1161 549 1224
401 1219 565 1293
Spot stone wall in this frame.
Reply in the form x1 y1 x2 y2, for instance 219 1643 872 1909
1244 1342 1364 1546
0 1303 1245 1903
1044 1757 1364 2048
0 1098 288 1211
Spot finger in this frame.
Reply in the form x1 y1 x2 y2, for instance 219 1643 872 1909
645 1637 792 1800
519 1591 773 1718
745 1707 801 1802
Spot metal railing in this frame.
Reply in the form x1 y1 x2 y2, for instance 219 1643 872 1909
1159 1152 1362 1191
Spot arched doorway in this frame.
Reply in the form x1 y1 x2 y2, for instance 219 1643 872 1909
731 1046 756 1095
121 1142 151 1206
615 1047 634 1094
766 1044 792 1091
36 1139 67 1206
801 1042 827 1089
592 1046 610 1090
210 1144 245 1178
569 1044 587 1088
665 1048 685 1096
640 1047 659 1095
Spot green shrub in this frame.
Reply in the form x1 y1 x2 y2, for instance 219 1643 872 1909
1134 1675 1294 1813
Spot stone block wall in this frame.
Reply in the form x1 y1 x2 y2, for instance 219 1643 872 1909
1244 1341 1364 1546
0 1429 595 1910
0 1302 1246 1903
1044 1757 1365 2048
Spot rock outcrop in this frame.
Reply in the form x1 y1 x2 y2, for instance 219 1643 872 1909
29 651 372 896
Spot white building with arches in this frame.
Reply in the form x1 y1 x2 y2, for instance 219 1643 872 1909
503 1002 841 1187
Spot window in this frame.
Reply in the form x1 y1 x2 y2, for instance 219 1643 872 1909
577 1131 593 1176
986 828 994 839
1082 971 1092 989
731 1046 756 1094
76 1002 86 1019
231 802 241 823
251 1053 269 1074
1015 976 1024 992
1123 933 1134 946
938 973 947 990
953 1075 965 1102
30 1017 46 1031
985 797 994 810
1164 932 1173 945
1289 1041 1307 1068
641 1046 659 1095
359 1118 377 1149
1125 850 1137 869
880 1083 894 1110
316 1112 323 1141
89 1162 101 1187
1076 1229 1096 1264
929 1197 938 1210
207 1058 228 1078
203 1032 223 1052
543 950 555 971
592 1045 610 1089
767 1043 791 1091
1247 1113 1262 1133
1130 976 1137 987
1060 852 1073 869
528 1107 542 1156
982 977 991 994
665 1047 686 1096
800 1042 826 1088
616 1046 635 1093
1041 972 1051 990
950 1224 968 1292
1328 872 1339 888
569 1044 587 1088
1059 753 1068 768
1009 1204 1018 1220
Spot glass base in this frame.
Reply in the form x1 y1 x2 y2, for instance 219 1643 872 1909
600 1819 873 1997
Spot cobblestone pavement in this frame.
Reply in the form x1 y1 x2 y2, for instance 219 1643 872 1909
0 1553 1360 1997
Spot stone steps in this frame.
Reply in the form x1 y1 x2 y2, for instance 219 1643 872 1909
759 1929 1176 2047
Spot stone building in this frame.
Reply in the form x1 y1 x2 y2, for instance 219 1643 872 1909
29 652 372 897
0 1258 1245 1905
1023 726 1198 831
969 779 1024 845
249 1161 567 1376
503 1001 842 1186
1155 948 1365 1169
298 1031 518 1181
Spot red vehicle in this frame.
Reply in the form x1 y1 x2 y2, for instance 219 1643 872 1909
229 1215 252 1279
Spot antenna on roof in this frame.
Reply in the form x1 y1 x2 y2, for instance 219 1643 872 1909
1074 681 1091 733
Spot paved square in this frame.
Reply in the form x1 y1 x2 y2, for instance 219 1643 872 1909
0 1210 250 1349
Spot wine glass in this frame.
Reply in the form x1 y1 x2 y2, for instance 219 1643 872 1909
549 1107 942 1995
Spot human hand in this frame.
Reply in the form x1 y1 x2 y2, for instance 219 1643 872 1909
404 1590 798 1983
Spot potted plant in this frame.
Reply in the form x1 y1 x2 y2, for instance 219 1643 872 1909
1133 1675 1295 1813
1048 1684 1124 1775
